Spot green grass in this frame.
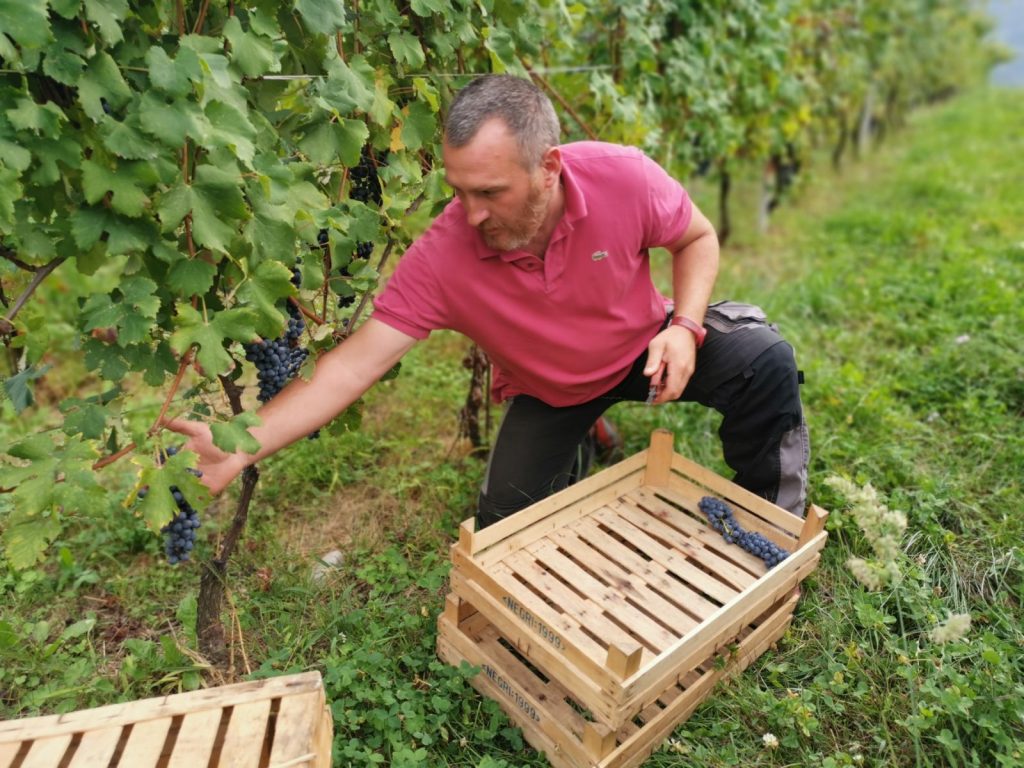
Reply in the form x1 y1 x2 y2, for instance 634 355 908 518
2 86 1023 767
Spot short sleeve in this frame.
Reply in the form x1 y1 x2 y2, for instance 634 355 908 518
640 152 692 249
371 240 449 340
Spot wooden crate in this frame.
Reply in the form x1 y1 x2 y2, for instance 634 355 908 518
438 590 800 768
446 429 828 730
0 671 332 768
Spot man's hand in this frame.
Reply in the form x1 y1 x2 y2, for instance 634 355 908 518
163 418 248 495
643 326 698 404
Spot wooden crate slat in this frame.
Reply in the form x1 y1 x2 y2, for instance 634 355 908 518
621 540 824 704
449 571 624 724
0 673 325 742
66 725 124 767
266 690 322 766
588 506 738 606
568 515 718 622
474 624 590 735
668 453 803 537
655 480 796 550
622 488 767 576
546 527 699 638
611 496 758 592
166 710 222 768
437 613 594 768
18 733 74 768
599 595 797 768
113 716 173 766
217 699 272 768
469 456 650 566
454 547 607 662
504 551 648 663
526 541 680 653
0 741 21 768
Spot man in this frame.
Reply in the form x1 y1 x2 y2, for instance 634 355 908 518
168 74 809 525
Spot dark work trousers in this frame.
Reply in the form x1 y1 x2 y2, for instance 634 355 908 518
476 301 810 528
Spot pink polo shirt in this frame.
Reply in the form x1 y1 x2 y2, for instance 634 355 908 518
371 141 692 407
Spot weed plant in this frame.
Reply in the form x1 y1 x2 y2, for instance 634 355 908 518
1 87 1022 766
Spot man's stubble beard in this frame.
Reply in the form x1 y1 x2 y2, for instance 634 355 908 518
481 178 550 252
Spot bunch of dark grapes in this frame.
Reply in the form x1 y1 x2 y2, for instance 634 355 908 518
243 301 308 404
698 496 789 569
137 446 202 565
348 146 381 264
350 146 382 206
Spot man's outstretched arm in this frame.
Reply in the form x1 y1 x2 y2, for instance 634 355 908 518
165 318 418 494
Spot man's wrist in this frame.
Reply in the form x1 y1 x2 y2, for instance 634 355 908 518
669 314 707 348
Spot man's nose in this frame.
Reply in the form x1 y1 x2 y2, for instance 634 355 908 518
464 198 490 228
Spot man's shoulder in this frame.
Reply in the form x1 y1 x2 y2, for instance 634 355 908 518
560 141 645 164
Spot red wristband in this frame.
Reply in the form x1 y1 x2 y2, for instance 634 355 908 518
669 315 707 349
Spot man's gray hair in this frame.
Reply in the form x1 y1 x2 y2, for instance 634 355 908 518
445 75 561 169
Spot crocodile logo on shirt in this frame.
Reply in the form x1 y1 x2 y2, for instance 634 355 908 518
591 250 609 261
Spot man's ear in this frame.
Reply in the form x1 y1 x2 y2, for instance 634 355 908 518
540 146 562 187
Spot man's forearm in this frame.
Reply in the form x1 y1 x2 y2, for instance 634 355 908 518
671 228 719 323
239 318 416 466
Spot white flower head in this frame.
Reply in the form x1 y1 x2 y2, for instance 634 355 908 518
929 612 972 644
762 732 780 750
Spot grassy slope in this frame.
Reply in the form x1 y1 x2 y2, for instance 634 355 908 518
2 86 1022 767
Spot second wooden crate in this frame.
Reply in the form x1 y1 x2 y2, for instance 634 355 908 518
447 429 828 729
0 671 332 768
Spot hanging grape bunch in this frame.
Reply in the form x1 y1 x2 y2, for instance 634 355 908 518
698 496 790 569
243 268 309 403
331 147 382 309
136 446 202 565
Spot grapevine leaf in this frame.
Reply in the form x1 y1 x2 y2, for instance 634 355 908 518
101 113 162 160
60 400 108 440
0 0 52 48
321 56 375 115
246 200 295 264
236 260 294 338
399 100 436 152
78 51 132 122
223 16 279 77
299 118 367 167
146 45 201 98
2 365 51 414
167 258 217 297
209 412 262 454
295 0 347 35
169 304 258 378
409 0 450 16
6 98 65 138
482 25 518 73
204 100 256 166
42 31 88 85
83 0 127 46
81 159 151 218
159 164 247 254
138 92 211 148
51 0 81 19
3 514 61 570
83 337 129 380
134 451 210 534
0 169 21 228
388 30 426 69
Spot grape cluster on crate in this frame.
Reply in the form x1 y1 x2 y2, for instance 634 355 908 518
698 495 790 568
137 446 203 566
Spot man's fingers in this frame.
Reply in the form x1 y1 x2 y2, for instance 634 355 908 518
163 417 204 439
